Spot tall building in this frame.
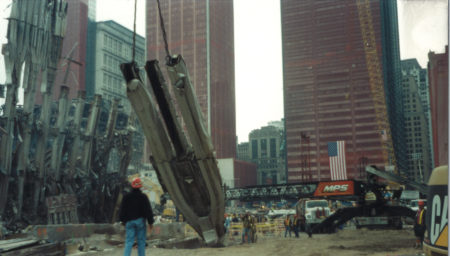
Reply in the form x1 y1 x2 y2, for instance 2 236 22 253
401 59 434 177
85 0 97 98
400 75 432 182
401 59 431 124
86 20 147 174
281 0 405 182
248 122 286 185
91 20 145 113
428 46 449 167
237 142 250 162
145 0 235 159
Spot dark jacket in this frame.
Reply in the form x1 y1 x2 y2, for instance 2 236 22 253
119 189 154 225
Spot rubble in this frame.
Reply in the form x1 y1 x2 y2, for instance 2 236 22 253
0 238 65 256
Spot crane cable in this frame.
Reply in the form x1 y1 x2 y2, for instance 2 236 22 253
156 0 171 62
132 0 137 63
130 0 170 63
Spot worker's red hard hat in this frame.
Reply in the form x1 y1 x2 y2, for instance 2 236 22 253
418 200 425 206
131 177 143 188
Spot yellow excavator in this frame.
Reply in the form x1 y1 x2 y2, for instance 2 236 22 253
423 165 448 256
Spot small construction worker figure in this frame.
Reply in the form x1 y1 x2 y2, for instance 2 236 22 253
249 215 257 243
120 177 154 256
414 200 426 249
224 213 231 235
293 214 300 238
284 215 292 237
242 211 252 243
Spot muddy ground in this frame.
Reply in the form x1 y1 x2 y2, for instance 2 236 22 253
69 227 425 256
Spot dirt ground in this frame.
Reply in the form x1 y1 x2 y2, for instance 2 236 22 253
69 227 425 256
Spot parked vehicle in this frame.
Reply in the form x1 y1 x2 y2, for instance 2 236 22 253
296 198 331 232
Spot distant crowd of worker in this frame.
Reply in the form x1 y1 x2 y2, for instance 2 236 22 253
224 211 258 243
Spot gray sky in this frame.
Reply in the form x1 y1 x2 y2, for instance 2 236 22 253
0 0 448 143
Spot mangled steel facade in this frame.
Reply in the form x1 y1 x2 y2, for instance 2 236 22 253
0 0 142 232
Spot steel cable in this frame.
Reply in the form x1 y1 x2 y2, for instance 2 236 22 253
156 0 171 60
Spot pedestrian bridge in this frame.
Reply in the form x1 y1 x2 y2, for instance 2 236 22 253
225 183 318 201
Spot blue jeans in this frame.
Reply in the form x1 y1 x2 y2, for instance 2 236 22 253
242 227 251 243
124 218 146 256
285 227 291 237
293 226 299 238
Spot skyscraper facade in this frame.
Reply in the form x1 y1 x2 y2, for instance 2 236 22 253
401 59 434 178
428 46 449 167
237 142 250 162
145 0 235 159
92 20 145 113
248 122 286 185
400 75 432 182
85 0 97 98
281 0 404 182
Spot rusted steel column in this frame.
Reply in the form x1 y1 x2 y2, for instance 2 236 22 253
51 85 70 180
16 60 39 219
81 95 102 172
68 91 86 177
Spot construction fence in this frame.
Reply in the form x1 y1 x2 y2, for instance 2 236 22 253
184 218 287 240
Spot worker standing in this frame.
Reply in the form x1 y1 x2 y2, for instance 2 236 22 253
284 215 292 238
120 177 155 256
242 211 252 243
413 200 426 249
293 214 300 238
249 214 257 243
224 213 231 235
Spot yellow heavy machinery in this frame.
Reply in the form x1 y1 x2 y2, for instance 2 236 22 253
423 166 448 256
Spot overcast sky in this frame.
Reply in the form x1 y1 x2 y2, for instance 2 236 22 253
0 0 448 143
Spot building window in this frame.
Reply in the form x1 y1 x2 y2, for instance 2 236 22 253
251 140 258 159
261 139 267 158
270 138 277 158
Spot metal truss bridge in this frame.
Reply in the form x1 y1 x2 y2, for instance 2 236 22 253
224 183 318 201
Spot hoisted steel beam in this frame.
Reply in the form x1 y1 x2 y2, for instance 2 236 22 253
121 59 225 245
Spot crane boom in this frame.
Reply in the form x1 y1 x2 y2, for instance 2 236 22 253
356 0 397 171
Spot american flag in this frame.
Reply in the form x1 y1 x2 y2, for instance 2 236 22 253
328 141 347 180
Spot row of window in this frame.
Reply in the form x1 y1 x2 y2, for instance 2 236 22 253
103 34 145 63
405 116 420 121
407 143 423 149
103 54 121 73
406 137 422 143
103 73 125 96
251 138 279 159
